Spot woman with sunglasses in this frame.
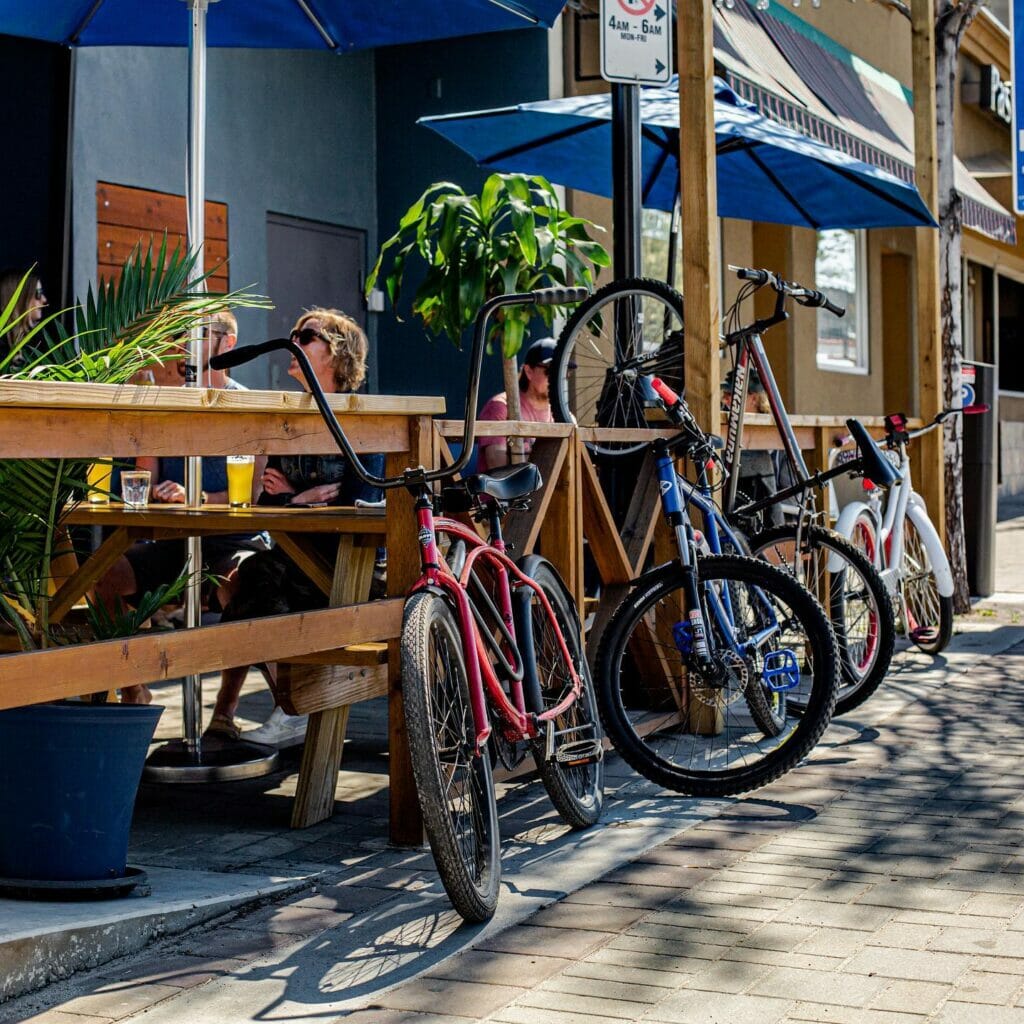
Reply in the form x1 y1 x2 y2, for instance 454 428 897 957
206 308 384 746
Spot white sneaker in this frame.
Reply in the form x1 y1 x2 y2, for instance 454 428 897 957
242 706 308 748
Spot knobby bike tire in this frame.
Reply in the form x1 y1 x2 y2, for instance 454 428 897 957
551 277 685 458
751 524 896 716
522 562 604 829
595 555 839 798
400 591 501 923
900 514 954 655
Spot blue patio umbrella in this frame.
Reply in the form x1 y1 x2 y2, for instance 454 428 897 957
419 78 937 229
0 0 566 775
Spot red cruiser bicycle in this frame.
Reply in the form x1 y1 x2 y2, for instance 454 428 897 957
212 289 604 922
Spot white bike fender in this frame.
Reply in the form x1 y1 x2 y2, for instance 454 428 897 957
906 495 955 598
827 500 874 574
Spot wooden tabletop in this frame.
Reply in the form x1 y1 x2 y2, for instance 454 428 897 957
65 503 386 534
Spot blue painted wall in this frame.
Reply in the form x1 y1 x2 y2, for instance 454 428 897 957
71 46 377 389
373 29 551 418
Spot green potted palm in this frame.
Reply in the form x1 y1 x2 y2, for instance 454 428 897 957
0 243 268 894
366 172 608 457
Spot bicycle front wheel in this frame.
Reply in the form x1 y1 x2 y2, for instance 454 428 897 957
901 515 954 654
596 555 838 797
401 591 501 922
751 525 895 716
522 561 604 829
551 277 684 458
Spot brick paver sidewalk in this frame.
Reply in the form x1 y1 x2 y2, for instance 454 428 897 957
13 627 1024 1024
345 638 1024 1024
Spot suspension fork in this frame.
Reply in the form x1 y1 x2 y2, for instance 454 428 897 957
654 444 714 666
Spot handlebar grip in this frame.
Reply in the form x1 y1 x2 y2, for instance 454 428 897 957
734 267 770 285
822 296 846 318
531 286 591 306
209 338 290 370
650 376 682 408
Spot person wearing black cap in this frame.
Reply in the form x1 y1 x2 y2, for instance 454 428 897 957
477 337 556 471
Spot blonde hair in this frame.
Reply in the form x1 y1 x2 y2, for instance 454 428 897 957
208 309 237 338
294 307 368 393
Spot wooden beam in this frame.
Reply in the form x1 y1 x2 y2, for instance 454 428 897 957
911 0 945 543
0 600 404 709
678 0 721 434
578 451 633 585
47 527 133 625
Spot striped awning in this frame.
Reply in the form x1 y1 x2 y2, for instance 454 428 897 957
714 2 1016 245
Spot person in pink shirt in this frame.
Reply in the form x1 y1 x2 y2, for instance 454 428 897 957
476 337 556 471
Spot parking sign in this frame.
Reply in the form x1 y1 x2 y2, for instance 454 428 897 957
600 0 672 86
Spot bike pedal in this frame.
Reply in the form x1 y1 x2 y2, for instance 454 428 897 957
554 739 604 767
762 648 801 692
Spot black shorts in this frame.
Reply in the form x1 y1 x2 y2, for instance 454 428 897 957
124 533 269 604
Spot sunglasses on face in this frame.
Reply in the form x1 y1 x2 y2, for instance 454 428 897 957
290 327 327 347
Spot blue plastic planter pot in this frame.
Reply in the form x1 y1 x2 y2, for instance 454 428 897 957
0 702 163 882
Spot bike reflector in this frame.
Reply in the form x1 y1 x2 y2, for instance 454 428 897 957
672 620 692 655
762 649 801 692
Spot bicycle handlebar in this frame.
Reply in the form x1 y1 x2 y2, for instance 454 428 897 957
730 266 846 318
210 286 591 491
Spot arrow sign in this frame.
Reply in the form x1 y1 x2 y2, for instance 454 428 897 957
600 0 673 85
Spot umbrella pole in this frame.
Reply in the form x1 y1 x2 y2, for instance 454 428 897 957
145 0 278 783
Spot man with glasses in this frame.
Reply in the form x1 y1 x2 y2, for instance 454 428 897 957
476 337 556 471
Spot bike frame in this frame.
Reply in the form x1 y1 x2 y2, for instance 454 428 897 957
408 491 584 755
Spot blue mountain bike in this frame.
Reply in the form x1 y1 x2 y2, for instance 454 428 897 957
594 378 840 797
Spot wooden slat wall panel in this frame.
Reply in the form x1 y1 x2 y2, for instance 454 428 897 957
96 182 229 291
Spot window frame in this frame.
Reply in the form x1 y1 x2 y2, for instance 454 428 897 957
814 228 870 377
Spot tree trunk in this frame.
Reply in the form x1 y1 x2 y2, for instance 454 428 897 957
502 354 526 464
935 3 979 613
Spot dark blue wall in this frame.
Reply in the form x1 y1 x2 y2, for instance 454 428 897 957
373 29 551 418
0 35 70 303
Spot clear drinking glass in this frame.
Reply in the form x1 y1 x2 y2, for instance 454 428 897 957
226 455 255 507
87 459 113 504
121 470 152 510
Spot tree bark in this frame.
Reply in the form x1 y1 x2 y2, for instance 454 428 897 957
935 1 980 612
502 354 526 464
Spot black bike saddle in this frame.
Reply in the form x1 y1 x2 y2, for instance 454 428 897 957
846 419 902 488
466 462 543 501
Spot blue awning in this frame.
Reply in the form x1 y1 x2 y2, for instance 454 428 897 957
0 0 565 50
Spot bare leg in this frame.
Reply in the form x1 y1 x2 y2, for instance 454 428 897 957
92 555 152 705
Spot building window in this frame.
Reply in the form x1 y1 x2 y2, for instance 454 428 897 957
815 228 868 374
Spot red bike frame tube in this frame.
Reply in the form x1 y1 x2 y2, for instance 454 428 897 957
409 509 583 753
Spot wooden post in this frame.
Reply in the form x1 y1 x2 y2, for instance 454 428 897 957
911 0 945 543
678 0 721 433
386 415 431 847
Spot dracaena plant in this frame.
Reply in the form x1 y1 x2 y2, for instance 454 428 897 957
366 173 609 432
0 240 270 650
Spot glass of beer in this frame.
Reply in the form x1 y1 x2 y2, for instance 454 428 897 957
226 455 255 508
87 459 113 504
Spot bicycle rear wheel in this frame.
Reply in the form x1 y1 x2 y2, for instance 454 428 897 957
751 525 895 716
596 555 838 797
551 277 684 458
401 591 501 922
519 561 604 829
900 515 954 655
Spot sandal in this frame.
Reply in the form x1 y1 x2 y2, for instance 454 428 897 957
202 713 240 742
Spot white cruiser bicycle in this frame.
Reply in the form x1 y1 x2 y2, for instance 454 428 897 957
827 405 987 655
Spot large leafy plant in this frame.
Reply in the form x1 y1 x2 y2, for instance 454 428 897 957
0 241 269 650
367 173 608 425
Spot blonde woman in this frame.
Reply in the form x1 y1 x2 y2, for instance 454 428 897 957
206 308 384 745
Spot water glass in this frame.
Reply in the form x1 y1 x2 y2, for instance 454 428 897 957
121 470 152 510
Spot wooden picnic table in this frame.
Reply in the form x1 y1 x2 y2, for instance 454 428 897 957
0 380 441 842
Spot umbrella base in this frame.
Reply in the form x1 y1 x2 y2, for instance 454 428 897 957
144 738 279 783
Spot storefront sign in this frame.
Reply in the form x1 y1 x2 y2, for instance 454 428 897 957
1014 0 1024 213
599 0 672 86
980 64 1013 125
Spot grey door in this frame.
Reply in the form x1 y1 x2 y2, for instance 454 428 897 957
266 213 369 391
